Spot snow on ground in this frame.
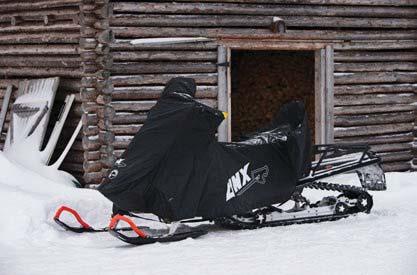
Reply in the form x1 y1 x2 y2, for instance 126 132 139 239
0 151 416 275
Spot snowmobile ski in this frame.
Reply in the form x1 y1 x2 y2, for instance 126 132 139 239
53 206 207 245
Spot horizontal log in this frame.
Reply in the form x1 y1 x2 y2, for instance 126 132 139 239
113 112 147 124
334 84 417 95
334 51 417 62
0 23 79 33
111 62 217 74
111 99 217 112
381 162 411 172
334 40 417 50
83 161 102 173
165 0 417 6
110 14 417 29
112 51 217 62
111 73 217 86
334 111 415 127
110 124 142 135
0 56 80 68
334 93 416 106
334 62 417 72
334 104 415 115
0 67 82 78
334 72 417 84
111 86 217 100
334 132 415 145
0 6 78 20
110 39 218 51
0 0 80 12
83 171 105 185
379 151 414 163
113 27 417 40
334 122 414 137
0 44 78 55
113 135 133 149
0 32 79 44
60 162 85 173
371 142 412 153
112 2 417 18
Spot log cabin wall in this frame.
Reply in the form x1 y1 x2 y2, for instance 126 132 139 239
109 0 417 174
0 0 86 182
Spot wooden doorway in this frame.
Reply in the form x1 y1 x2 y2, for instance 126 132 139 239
217 44 334 145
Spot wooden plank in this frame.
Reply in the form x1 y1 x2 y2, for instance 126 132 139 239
111 73 217 86
379 151 413 163
0 32 79 44
371 142 412 153
112 2 417 18
334 62 417 72
110 62 217 74
334 51 417 62
0 56 81 67
110 39 218 51
382 162 411 172
334 93 416 106
334 104 415 115
334 84 417 95
0 44 78 55
217 45 228 142
0 23 79 33
0 67 82 78
110 14 417 29
334 132 414 145
325 45 334 143
0 85 12 136
334 40 417 50
113 112 148 124
334 122 414 137
112 86 217 100
110 124 142 135
113 27 417 40
0 0 80 12
111 99 217 112
315 48 326 144
112 51 217 61
168 0 417 6
334 111 415 127
334 72 417 84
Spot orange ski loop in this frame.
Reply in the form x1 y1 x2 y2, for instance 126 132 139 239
109 214 148 238
54 206 92 229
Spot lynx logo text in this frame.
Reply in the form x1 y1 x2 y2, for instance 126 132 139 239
226 162 269 201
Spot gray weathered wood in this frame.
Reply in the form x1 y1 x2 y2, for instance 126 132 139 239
0 85 12 137
112 51 217 61
335 72 417 84
112 86 217 100
334 122 414 137
315 48 326 144
217 45 228 142
334 84 417 95
335 51 417 62
111 62 217 74
334 132 414 145
334 104 415 115
335 62 417 72
325 45 334 143
112 2 417 18
335 111 415 127
334 93 416 106
111 73 218 86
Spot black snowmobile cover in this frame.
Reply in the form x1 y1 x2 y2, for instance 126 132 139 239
99 77 311 221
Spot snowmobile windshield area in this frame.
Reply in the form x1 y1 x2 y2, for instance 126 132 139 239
99 77 311 222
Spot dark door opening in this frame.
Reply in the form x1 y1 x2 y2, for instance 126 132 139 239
230 50 315 141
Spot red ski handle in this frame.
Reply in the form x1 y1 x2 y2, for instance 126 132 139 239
54 206 93 232
109 214 148 238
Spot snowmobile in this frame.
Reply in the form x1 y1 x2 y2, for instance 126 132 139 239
54 77 386 246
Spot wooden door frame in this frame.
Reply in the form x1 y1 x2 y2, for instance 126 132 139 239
217 41 334 144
